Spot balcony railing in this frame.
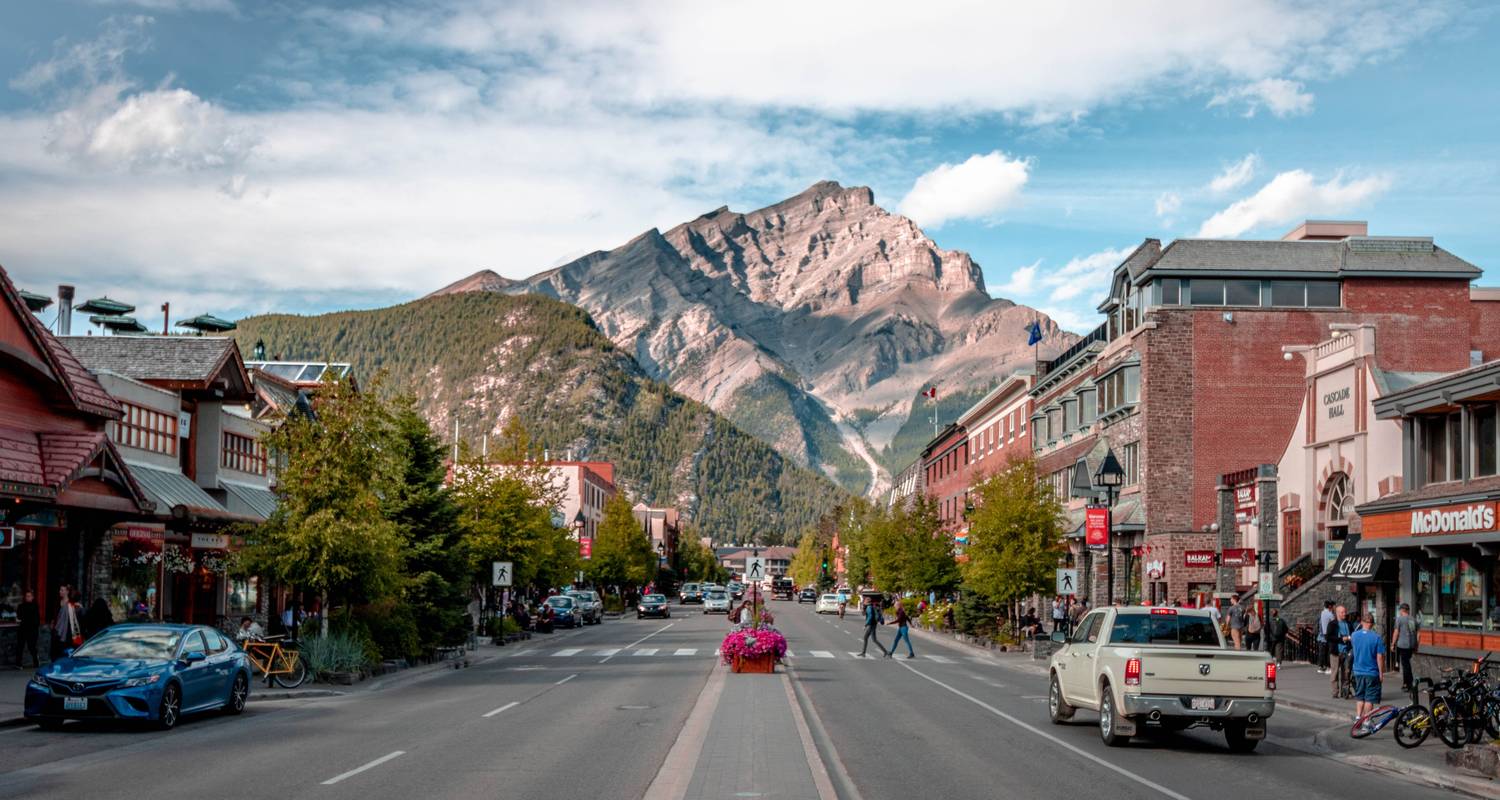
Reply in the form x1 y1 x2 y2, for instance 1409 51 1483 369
1038 322 1108 380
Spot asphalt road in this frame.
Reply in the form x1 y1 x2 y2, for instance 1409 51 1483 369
0 600 1466 800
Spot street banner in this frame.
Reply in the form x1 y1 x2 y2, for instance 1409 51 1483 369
579 539 593 559
1184 550 1216 568
1085 506 1109 549
1221 548 1256 567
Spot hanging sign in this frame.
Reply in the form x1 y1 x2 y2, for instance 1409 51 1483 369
1145 560 1166 580
1221 548 1256 567
579 539 593 559
1085 506 1109 549
1184 550 1216 568
190 533 229 550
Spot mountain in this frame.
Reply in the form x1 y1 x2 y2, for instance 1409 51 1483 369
234 292 847 546
431 181 1074 496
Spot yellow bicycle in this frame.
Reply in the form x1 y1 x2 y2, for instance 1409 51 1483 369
241 636 308 689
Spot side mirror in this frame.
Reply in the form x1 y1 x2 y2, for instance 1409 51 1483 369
1050 630 1068 644
182 650 207 664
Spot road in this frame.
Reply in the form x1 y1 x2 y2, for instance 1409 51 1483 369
0 599 1464 800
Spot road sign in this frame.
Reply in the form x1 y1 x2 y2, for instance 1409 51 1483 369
745 557 767 583
0 527 13 549
1055 568 1078 596
491 561 513 587
1085 506 1109 549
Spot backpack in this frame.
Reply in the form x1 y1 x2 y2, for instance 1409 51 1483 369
1247 613 1261 634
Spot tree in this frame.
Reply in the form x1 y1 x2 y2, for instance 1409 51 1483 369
962 456 1064 618
788 530 825 587
897 496 961 596
450 418 565 598
588 493 655 597
244 376 405 637
675 531 725 584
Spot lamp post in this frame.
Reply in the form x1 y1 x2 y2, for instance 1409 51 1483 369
1092 450 1126 605
573 511 586 589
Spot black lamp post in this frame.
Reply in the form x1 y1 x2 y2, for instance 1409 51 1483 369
1093 450 1126 605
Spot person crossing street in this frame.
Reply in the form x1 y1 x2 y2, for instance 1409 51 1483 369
858 595 889 658
888 601 915 659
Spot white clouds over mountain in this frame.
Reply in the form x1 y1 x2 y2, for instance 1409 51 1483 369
898 151 1030 229
1196 170 1392 238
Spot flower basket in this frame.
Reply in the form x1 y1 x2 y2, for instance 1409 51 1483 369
721 626 787 674
732 653 777 673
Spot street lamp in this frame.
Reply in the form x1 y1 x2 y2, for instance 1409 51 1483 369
1093 449 1126 605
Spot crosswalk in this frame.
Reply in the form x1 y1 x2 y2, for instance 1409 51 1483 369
522 646 1000 665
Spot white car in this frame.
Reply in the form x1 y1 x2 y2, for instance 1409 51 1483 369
703 590 731 614
815 594 840 614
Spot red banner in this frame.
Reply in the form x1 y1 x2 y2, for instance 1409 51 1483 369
1184 550 1216 568
1085 506 1109 549
579 539 593 559
1221 548 1256 567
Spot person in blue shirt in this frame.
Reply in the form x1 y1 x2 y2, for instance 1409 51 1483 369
857 596 889 658
1349 611 1387 730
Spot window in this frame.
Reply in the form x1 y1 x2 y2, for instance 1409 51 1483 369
1474 404 1498 477
1419 414 1458 485
1031 414 1047 444
1080 389 1097 425
1306 281 1341 307
1099 365 1140 415
1325 473 1354 523
203 630 228 654
1121 441 1140 486
1062 398 1078 433
1188 279 1225 306
1046 407 1061 440
111 402 178 456
1437 557 1484 629
1108 612 1221 646
1072 612 1104 644
180 630 206 656
1270 280 1305 306
222 431 267 475
1225 279 1260 306
1156 278 1181 306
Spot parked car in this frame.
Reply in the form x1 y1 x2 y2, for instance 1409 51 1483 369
703 590 731 614
543 595 582 629
679 583 703 604
1047 606 1276 752
815 594 841 614
637 594 671 619
798 588 818 603
771 577 795 600
25 624 251 730
566 590 604 624
728 581 745 600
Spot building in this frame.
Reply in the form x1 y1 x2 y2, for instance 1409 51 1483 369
632 502 680 573
544 461 616 552
1074 220 1500 607
0 275 153 651
1351 359 1500 668
885 457 926 511
958 370 1034 483
60 335 273 624
921 423 970 533
716 545 795 579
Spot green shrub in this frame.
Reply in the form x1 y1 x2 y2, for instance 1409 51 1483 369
300 632 372 678
954 593 1001 638
603 594 625 613
500 616 521 635
356 601 421 662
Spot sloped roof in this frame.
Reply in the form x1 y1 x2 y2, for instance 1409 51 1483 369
1144 237 1480 279
0 427 152 510
221 479 277 521
61 335 243 384
0 265 121 419
126 460 251 521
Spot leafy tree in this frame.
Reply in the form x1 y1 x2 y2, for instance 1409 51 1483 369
450 419 565 598
962 456 1064 616
788 530 826 587
243 376 405 637
588 493 655 596
675 531 725 583
898 496 962 595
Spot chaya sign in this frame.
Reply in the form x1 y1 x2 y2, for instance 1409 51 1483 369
1085 506 1109 549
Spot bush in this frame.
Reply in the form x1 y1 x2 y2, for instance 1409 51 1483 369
500 616 522 635
603 594 626 614
300 632 372 678
954 593 1001 639
356 601 421 662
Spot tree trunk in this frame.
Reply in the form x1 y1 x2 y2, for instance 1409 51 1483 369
320 591 329 638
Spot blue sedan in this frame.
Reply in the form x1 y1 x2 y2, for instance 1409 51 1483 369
25 624 252 730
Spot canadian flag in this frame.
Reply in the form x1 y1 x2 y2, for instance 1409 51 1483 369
922 387 937 399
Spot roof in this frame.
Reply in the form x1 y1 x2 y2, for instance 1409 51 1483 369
1371 359 1500 419
0 427 152 509
125 460 244 520
1139 237 1480 281
61 335 250 394
245 360 352 386
1369 368 1449 397
0 265 121 419
955 370 1034 428
220 479 277 521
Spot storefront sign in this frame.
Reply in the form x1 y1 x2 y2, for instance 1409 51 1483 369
112 524 164 541
1184 550 1216 568
1085 506 1109 549
1330 540 1384 581
190 533 229 550
1409 503 1497 536
0 527 13 549
1235 485 1257 511
1323 540 1341 566
1145 560 1165 579
1221 548 1256 567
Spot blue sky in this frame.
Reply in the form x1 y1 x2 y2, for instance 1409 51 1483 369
1 1 1497 333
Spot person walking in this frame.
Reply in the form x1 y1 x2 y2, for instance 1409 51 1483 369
888 601 915 659
1390 603 1420 692
1317 600 1335 674
1266 608 1289 665
1051 597 1066 634
1226 596 1247 650
1069 598 1088 633
1245 605 1262 651
1350 612 1387 732
1328 605 1352 699
857 596 889 658
83 597 113 639
17 589 40 667
50 585 82 661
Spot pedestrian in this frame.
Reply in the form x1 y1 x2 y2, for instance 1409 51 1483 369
1069 598 1088 632
1266 608 1289 665
50 585 82 661
1245 605 1262 651
888 601 915 659
1051 596 1066 634
1328 604 1352 699
857 596 889 658
1226 596 1247 650
16 589 40 667
1350 612 1387 731
1390 602 1420 691
1317 600 1335 674
83 597 113 639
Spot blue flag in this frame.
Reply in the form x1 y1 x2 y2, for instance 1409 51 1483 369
1026 321 1043 346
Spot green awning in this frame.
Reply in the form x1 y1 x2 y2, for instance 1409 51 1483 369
176 314 237 333
91 315 148 333
18 289 52 312
76 296 135 315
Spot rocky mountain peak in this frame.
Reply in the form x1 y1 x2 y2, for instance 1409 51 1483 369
429 269 517 296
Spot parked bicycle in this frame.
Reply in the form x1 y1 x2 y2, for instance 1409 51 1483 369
241 634 308 689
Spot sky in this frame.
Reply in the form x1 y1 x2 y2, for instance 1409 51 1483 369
1 1 1498 334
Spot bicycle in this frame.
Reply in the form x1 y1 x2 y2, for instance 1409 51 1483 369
241 635 308 689
1387 678 1445 749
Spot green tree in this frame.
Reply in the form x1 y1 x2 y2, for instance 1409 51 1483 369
244 376 406 637
788 530 825 587
675 531 724 583
450 418 564 598
588 493 655 595
962 457 1064 617
897 496 962 595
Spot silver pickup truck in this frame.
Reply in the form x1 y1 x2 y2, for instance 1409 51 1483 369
1047 606 1276 752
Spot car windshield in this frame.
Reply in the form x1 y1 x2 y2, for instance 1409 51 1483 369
1108 612 1221 646
546 597 574 608
642 595 665 603
570 592 597 602
71 628 182 660
707 591 727 600
683 584 699 591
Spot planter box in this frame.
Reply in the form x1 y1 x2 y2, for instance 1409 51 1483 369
731 653 777 674
324 670 360 685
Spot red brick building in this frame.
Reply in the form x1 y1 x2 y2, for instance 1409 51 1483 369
921 423 970 533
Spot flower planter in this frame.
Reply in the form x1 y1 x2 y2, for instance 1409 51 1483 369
324 670 360 685
731 653 777 673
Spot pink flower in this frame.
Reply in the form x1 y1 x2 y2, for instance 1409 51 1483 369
720 627 788 664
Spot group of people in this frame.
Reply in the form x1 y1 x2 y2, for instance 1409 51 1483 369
1315 599 1419 709
5 585 117 666
853 593 915 659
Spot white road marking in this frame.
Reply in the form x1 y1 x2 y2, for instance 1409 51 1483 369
785 650 795 658
552 648 582 657
894 662 1193 800
595 648 621 657
633 648 658 656
674 648 697 656
924 655 956 664
968 657 995 666
482 701 519 718
555 673 577 686
601 623 674 663
809 650 835 658
321 751 405 785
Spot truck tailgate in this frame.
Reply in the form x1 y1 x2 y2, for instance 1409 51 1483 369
1134 649 1269 698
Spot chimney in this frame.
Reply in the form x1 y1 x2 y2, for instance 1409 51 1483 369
57 285 74 335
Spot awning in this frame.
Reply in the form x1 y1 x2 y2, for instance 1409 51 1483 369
126 460 250 521
1330 538 1385 581
220 479 277 521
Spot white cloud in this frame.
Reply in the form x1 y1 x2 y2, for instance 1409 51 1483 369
897 151 1030 229
1209 153 1260 192
87 0 237 11
48 86 258 172
1038 304 1104 335
1209 78 1315 117
997 261 1039 296
1154 191 1182 220
1042 247 1135 304
1195 170 1392 238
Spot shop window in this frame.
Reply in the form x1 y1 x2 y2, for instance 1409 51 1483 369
111 402 178 456
1156 278 1181 305
1225 279 1260 306
1474 404 1498 477
1188 279 1225 306
1121 441 1140 486
1490 568 1500 633
1438 557 1485 629
1415 565 1436 628
229 577 258 616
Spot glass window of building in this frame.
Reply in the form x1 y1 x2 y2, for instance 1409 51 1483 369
1415 565 1436 627
1157 278 1181 305
1420 414 1453 484
1080 387 1097 424
1437 557 1485 629
1474 404 1498 477
1490 567 1500 632
1188 279 1225 306
1121 441 1140 486
1062 398 1078 433
1306 281 1341 307
1225 280 1260 306
1269 281 1305 306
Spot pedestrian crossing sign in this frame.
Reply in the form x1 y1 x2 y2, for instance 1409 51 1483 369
746 557 766 582
1056 568 1077 596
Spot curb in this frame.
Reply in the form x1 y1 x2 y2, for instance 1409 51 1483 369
248 688 344 702
1305 727 1497 799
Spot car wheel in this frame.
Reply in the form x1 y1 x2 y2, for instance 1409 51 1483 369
1224 722 1259 753
637 613 643 619
1048 673 1075 723
157 682 181 731
225 672 249 715
1098 685 1128 747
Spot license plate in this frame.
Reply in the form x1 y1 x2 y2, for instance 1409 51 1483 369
1190 697 1216 711
63 696 88 711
